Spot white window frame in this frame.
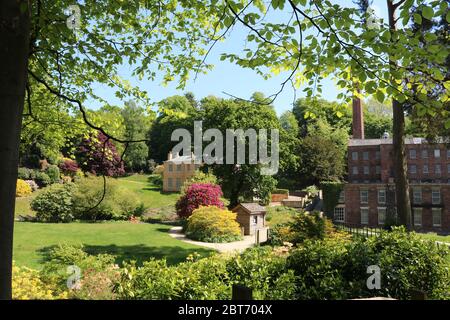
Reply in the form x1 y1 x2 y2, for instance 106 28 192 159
432 208 442 227
377 207 386 225
376 165 381 174
334 206 345 223
447 164 450 174
410 165 417 174
360 207 369 225
176 164 182 171
360 190 369 204
434 149 440 158
413 208 422 227
168 178 173 187
423 165 429 174
168 164 173 172
352 152 358 161
352 166 359 175
375 151 380 160
378 189 386 204
432 189 441 205
338 191 345 203
409 149 416 159
412 188 422 204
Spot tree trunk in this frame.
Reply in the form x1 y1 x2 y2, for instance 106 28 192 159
387 0 412 230
0 0 31 299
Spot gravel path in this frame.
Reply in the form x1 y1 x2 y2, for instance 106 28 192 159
168 226 256 253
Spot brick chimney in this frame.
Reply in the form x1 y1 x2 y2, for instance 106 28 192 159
352 93 364 139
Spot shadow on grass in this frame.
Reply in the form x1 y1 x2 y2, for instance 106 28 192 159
37 244 213 266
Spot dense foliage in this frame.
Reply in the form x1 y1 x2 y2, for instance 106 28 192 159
16 179 32 197
185 206 242 243
76 132 125 177
176 183 224 218
31 183 77 222
287 227 450 300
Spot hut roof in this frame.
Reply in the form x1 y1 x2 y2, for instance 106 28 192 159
232 203 266 214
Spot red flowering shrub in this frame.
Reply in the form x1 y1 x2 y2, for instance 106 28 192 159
59 159 79 176
76 132 125 177
176 183 224 218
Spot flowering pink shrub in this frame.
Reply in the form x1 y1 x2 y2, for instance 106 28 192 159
176 183 224 218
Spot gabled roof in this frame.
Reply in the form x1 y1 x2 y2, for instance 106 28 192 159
232 203 266 214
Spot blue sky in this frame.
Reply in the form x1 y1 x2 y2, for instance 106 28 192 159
88 0 389 116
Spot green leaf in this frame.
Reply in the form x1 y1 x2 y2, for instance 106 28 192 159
446 11 450 23
421 6 434 20
376 91 385 103
414 13 422 24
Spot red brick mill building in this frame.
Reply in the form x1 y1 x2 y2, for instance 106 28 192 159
332 98 450 233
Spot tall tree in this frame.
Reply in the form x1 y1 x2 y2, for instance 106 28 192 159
0 0 30 300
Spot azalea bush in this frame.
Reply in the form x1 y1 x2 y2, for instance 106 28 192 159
176 183 224 218
16 179 32 197
59 158 80 176
185 206 242 243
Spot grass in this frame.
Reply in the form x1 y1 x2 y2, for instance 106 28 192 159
13 221 214 269
14 174 179 217
265 206 300 226
416 232 450 244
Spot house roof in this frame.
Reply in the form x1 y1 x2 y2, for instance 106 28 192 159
165 154 197 164
233 203 266 214
349 137 429 147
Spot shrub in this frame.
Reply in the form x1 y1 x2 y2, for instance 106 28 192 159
287 227 450 300
46 164 61 184
31 183 77 222
226 247 296 300
72 176 145 221
148 174 162 187
176 183 224 218
269 211 337 246
17 167 33 180
41 244 119 300
25 180 39 192
185 206 242 243
114 255 230 300
16 179 32 197
34 171 52 187
59 159 79 176
12 263 68 300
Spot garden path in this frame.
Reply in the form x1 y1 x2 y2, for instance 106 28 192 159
168 227 256 253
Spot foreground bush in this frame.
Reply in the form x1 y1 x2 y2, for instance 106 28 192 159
287 227 450 300
41 244 119 300
180 170 218 194
12 263 68 300
176 183 224 218
31 183 77 222
185 206 242 243
114 247 295 300
72 176 145 221
16 179 32 197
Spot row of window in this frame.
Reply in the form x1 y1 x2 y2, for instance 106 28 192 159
358 188 442 205
334 207 443 227
409 164 450 175
409 149 450 160
351 149 450 161
351 164 450 176
412 188 442 205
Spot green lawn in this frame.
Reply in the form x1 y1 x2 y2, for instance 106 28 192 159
416 232 450 244
266 206 300 226
13 221 214 269
14 174 179 217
